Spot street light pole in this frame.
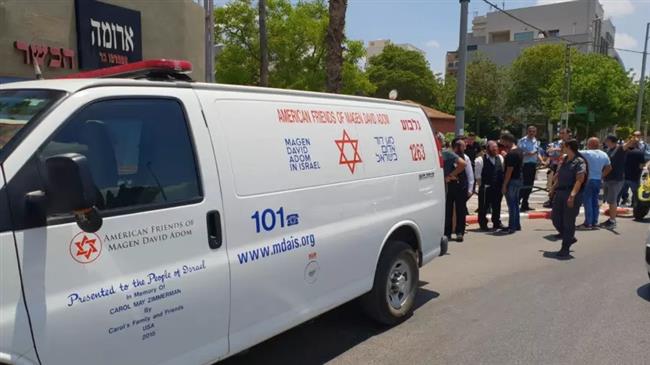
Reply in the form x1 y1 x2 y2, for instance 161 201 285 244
204 0 215 83
455 0 470 136
635 22 649 132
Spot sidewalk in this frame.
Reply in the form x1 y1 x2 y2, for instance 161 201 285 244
466 168 632 225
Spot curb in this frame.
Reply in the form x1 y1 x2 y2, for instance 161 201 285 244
467 207 632 225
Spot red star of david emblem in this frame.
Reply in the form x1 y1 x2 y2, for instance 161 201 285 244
76 235 98 259
69 233 102 263
335 129 362 174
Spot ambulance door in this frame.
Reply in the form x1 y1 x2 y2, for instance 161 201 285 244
2 87 230 365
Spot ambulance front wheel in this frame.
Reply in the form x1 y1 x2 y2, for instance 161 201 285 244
361 241 418 326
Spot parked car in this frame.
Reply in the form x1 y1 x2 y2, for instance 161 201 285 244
0 60 446 365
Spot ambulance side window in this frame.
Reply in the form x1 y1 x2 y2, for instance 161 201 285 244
39 98 202 213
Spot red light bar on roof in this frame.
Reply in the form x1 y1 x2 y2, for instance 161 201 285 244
62 59 193 80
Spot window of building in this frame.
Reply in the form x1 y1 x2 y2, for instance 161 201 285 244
490 31 511 43
547 29 560 37
467 45 478 51
514 31 534 41
39 98 201 212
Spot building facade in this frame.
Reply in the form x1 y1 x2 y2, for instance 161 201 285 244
0 0 206 83
366 39 425 66
446 0 621 72
445 51 459 78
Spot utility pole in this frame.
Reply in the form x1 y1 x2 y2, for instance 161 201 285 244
564 45 571 130
455 0 470 136
635 22 649 132
204 0 214 83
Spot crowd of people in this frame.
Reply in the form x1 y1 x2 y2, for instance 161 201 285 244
437 127 650 258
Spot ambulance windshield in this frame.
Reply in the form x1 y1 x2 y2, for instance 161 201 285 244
0 89 64 155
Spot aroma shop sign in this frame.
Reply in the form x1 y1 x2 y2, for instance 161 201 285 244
75 0 143 69
105 221 194 252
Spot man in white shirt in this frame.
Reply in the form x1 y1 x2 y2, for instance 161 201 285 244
475 141 505 231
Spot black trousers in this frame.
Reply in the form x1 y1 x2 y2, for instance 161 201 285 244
445 182 467 236
520 163 537 208
551 190 583 251
478 183 503 228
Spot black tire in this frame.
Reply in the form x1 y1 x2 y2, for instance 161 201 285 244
439 236 448 256
633 204 650 221
361 241 419 326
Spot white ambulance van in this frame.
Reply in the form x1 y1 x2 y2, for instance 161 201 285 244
0 60 445 365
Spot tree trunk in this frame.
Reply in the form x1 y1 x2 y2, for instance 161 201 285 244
325 0 347 93
259 0 269 87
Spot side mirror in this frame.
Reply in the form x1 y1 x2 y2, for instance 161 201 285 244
45 153 103 232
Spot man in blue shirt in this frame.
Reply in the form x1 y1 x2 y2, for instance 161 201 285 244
517 126 541 211
578 137 612 229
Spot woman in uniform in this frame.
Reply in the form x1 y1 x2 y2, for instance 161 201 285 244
549 139 587 258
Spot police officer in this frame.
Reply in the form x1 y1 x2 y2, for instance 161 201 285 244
444 137 469 242
549 139 586 258
475 141 505 231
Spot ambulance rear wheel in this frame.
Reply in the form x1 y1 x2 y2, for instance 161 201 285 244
362 241 418 326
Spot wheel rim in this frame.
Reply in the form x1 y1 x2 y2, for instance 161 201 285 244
386 258 412 310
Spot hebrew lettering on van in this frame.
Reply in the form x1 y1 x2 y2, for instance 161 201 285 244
374 136 398 163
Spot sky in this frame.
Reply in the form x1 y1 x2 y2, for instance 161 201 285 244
344 0 650 77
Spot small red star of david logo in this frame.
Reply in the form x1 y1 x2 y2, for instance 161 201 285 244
69 232 102 264
335 129 362 174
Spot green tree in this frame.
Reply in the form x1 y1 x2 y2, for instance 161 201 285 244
214 0 373 95
366 44 441 105
509 44 569 121
465 55 509 136
567 53 635 135
435 76 456 115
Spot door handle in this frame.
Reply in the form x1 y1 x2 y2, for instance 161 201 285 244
206 210 222 249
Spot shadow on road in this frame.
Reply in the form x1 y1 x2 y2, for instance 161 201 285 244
543 234 561 242
540 250 574 261
637 284 650 302
220 287 440 365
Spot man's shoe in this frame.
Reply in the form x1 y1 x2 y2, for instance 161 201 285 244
554 234 563 240
521 206 531 212
599 220 617 229
576 224 590 230
456 234 464 242
556 250 571 258
479 225 490 232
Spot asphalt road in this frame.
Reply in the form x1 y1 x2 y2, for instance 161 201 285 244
221 217 650 365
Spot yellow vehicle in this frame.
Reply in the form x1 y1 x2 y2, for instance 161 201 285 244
634 171 650 220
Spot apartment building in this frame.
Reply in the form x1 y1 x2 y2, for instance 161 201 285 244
445 0 621 75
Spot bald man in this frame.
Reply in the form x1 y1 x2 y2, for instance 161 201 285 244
474 140 505 231
578 137 612 229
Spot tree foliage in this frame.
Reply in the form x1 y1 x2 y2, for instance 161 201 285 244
214 0 373 95
366 44 441 105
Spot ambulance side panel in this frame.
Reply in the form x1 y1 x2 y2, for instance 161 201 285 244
196 89 443 356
